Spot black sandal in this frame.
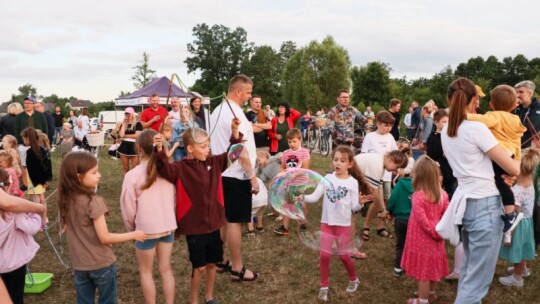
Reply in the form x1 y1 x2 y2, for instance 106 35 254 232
377 228 393 238
230 266 258 282
216 260 230 274
361 228 370 241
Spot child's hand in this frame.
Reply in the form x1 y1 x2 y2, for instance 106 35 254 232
231 118 241 129
359 194 373 204
172 141 180 148
250 177 259 195
132 230 147 242
153 134 163 152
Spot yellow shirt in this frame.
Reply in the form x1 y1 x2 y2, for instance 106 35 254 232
467 111 526 160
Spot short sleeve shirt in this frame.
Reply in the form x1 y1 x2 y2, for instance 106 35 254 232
140 106 168 132
354 153 385 189
65 194 116 271
282 148 310 169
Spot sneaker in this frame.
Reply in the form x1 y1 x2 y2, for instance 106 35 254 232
274 225 289 236
501 212 524 233
444 272 459 280
346 278 360 293
300 224 308 231
507 266 531 278
393 268 404 277
275 215 283 222
244 230 255 236
350 250 368 260
255 227 265 233
318 288 328 302
499 274 524 287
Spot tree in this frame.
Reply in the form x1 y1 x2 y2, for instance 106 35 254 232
350 61 391 107
11 83 38 103
241 45 282 103
281 36 350 112
185 23 253 102
131 52 157 89
429 66 454 106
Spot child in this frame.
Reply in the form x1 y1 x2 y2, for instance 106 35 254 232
303 146 371 302
387 170 413 277
354 150 407 241
22 128 52 224
467 85 527 233
36 130 51 151
58 152 147 303
1 135 21 179
246 150 271 235
159 120 180 160
275 128 310 235
171 105 199 161
153 119 258 304
0 169 41 304
400 156 449 304
0 152 24 198
498 148 540 287
427 109 457 198
120 129 177 304
360 111 398 238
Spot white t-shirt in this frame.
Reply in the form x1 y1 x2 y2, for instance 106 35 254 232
354 153 385 189
361 131 397 181
168 109 181 125
304 173 360 227
441 121 499 197
252 178 268 209
210 99 256 179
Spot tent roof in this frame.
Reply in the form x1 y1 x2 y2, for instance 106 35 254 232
116 76 191 100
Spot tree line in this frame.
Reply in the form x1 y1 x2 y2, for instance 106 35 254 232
185 23 540 114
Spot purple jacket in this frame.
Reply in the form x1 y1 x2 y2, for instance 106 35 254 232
0 212 41 273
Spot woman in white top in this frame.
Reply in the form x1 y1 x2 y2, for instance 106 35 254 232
440 77 519 304
77 108 90 133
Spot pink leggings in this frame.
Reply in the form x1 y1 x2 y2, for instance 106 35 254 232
320 223 357 287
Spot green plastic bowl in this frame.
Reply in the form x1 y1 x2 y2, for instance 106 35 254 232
24 273 53 294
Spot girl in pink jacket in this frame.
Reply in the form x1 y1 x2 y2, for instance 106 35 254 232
0 169 41 304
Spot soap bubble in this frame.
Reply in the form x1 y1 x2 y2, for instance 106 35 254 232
227 143 245 165
299 229 364 255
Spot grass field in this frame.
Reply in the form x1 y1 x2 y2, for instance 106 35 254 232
26 148 540 303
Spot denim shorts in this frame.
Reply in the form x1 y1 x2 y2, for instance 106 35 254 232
135 232 174 250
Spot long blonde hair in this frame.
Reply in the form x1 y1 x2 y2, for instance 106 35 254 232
412 156 441 203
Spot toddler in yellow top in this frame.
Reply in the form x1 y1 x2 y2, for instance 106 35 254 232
467 84 526 233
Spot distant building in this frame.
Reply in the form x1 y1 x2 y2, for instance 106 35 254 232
67 99 93 111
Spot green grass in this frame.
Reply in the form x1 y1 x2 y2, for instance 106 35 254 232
27 149 540 303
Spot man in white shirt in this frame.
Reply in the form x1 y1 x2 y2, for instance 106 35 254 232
168 97 182 125
210 74 259 282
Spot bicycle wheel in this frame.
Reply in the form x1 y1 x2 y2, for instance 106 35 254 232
309 136 319 154
308 128 316 150
319 134 330 156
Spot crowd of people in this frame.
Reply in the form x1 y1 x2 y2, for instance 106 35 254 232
1 75 540 304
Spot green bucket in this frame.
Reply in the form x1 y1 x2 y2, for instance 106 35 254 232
24 273 53 294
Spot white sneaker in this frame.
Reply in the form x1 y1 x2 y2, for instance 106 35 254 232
499 274 524 287
318 288 328 302
507 266 531 278
346 278 359 293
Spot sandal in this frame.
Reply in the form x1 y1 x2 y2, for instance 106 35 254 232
361 228 370 241
377 228 394 238
350 250 368 260
407 298 428 304
229 266 258 282
216 260 230 274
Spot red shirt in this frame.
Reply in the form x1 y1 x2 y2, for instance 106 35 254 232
140 106 168 131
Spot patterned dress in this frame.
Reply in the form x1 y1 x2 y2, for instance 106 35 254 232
401 190 449 281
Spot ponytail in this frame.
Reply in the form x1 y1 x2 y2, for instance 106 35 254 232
137 129 159 190
446 77 476 137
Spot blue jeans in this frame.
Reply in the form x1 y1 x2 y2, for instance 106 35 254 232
54 126 63 145
74 263 117 304
455 196 503 304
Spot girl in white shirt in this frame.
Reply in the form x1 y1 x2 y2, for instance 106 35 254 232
304 146 371 302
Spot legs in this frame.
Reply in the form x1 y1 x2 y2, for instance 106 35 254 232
394 219 408 270
363 187 385 233
120 154 130 175
455 196 503 304
136 247 158 304
0 264 26 304
227 222 255 280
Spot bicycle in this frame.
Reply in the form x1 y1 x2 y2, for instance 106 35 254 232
308 122 331 157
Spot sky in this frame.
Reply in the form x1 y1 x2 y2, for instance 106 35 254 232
1 0 540 103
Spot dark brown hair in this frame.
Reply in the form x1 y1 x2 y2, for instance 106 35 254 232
490 85 517 112
337 89 349 97
21 127 41 159
389 98 401 108
387 150 409 168
433 109 448 122
138 129 158 190
376 110 395 125
447 77 476 137
333 146 371 195
57 152 98 226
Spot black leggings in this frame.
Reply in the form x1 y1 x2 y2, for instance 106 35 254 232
492 160 514 207
1 264 26 304
394 219 408 269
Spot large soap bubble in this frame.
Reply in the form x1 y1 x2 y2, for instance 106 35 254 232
299 229 364 255
268 168 334 221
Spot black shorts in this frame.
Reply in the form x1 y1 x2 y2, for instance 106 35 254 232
186 230 223 268
223 176 252 223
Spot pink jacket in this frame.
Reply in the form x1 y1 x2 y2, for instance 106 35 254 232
267 108 301 153
0 212 41 273
120 161 177 234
